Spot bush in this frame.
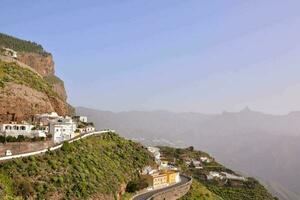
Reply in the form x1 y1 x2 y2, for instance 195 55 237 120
125 178 148 193
61 142 72 152
125 181 138 193
16 179 34 198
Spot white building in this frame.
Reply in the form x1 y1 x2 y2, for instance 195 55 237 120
85 125 95 132
141 166 158 175
159 160 169 170
77 125 95 134
222 172 246 181
73 116 88 123
200 156 211 163
207 171 223 180
31 130 47 138
36 112 61 126
191 159 203 169
0 123 34 137
1 47 17 58
49 117 77 143
147 147 161 163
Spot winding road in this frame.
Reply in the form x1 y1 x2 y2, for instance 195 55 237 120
133 175 191 200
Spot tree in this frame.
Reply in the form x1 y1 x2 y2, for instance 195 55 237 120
187 146 194 151
125 181 138 193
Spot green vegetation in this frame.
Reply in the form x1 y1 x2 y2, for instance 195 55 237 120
44 75 64 87
0 33 49 55
125 178 148 193
0 132 154 199
204 177 276 200
0 60 60 98
0 135 47 143
160 146 277 200
120 192 134 200
180 180 223 200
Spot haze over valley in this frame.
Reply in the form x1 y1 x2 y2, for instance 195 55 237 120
77 107 300 200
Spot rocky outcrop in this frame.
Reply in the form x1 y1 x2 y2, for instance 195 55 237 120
17 52 69 103
52 80 68 100
0 83 68 122
44 75 68 101
17 52 54 76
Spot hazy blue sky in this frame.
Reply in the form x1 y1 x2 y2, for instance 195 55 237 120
1 0 300 114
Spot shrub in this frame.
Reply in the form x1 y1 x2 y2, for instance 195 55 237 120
15 179 34 198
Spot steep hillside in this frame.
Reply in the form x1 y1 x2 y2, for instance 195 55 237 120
0 132 154 200
77 107 300 199
0 33 72 120
159 146 277 200
0 33 54 77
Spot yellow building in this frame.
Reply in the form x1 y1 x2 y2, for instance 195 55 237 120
143 173 168 189
162 170 180 184
143 171 181 189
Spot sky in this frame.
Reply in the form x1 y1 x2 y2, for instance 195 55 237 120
1 0 300 114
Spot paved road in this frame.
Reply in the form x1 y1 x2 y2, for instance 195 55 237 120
133 175 191 200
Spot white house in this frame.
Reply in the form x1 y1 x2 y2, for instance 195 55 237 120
85 125 95 132
200 156 211 163
73 116 88 123
32 130 47 138
0 123 34 137
36 112 61 126
191 159 203 169
77 125 95 134
141 166 158 175
207 171 224 180
49 117 77 143
1 47 17 58
147 147 161 163
222 172 246 181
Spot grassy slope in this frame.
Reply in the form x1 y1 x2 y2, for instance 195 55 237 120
180 180 223 200
160 146 276 200
44 75 65 87
0 60 59 98
0 132 154 200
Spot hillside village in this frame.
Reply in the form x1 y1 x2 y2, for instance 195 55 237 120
0 38 93 156
0 38 188 198
0 111 95 156
144 146 247 190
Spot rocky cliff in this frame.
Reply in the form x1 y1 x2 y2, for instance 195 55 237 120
0 33 73 121
17 52 55 76
17 51 68 101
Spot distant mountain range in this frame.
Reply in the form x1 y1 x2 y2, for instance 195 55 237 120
77 107 300 200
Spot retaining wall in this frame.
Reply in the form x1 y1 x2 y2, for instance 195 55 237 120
148 175 192 200
0 130 111 161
